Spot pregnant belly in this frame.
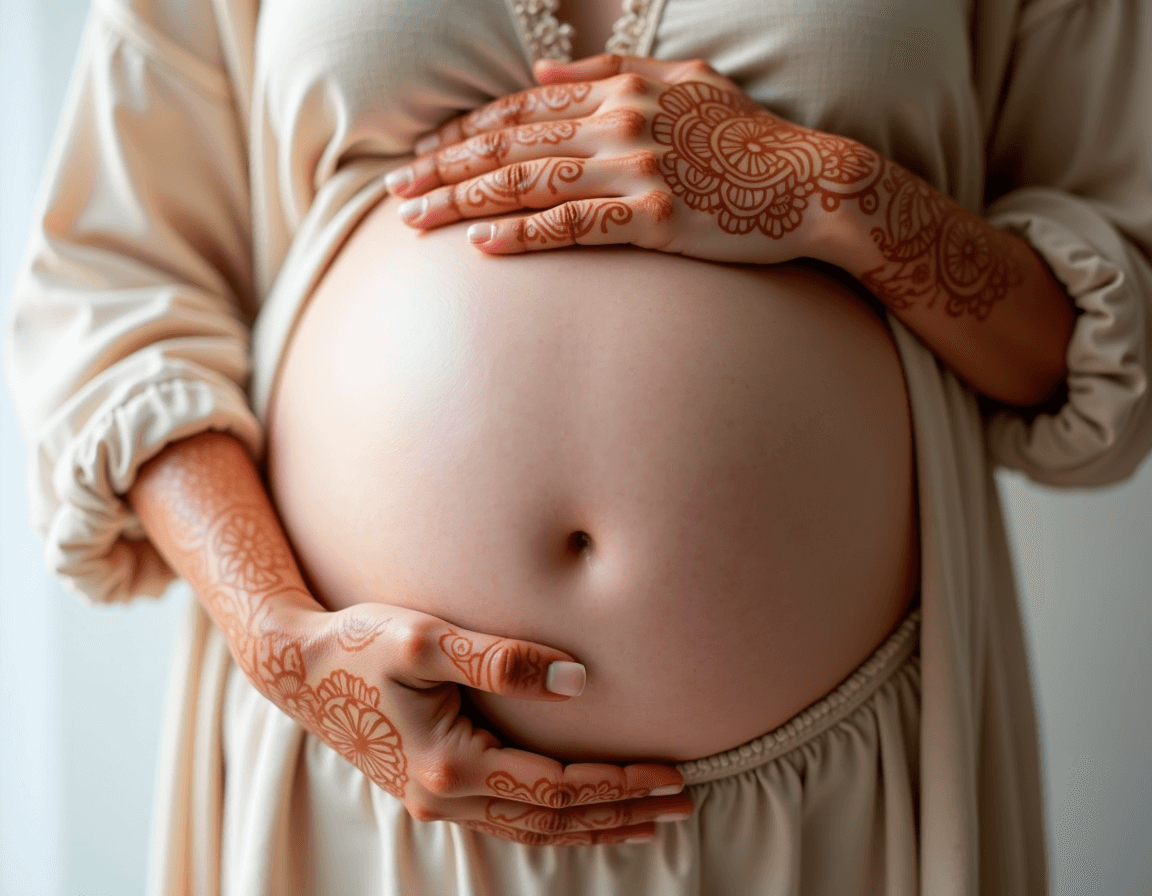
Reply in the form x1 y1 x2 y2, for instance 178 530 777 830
265 194 919 762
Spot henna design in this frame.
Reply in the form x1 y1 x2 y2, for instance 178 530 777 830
458 158 585 213
210 506 291 591
437 120 582 176
486 771 625 808
333 614 388 652
486 799 634 834
651 81 883 238
462 819 636 845
516 200 633 246
860 163 1023 319
439 630 548 690
134 436 410 801
456 83 592 138
315 670 408 797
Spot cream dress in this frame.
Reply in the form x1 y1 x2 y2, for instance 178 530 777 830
6 0 1152 892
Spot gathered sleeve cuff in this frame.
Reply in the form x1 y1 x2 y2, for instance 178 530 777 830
4 0 260 602
980 0 1152 486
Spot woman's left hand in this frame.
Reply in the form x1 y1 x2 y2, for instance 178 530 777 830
386 53 882 265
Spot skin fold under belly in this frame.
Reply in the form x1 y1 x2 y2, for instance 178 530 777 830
265 194 919 763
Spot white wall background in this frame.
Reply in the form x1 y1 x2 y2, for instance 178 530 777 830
1 1 1149 894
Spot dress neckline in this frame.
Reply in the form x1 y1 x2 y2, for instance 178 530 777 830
507 0 665 63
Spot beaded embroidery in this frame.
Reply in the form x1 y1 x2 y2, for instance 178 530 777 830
511 0 576 61
512 0 656 62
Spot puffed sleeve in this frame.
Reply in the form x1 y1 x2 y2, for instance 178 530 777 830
3 0 261 603
980 0 1152 486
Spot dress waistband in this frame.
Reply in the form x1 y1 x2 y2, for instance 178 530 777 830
677 606 921 785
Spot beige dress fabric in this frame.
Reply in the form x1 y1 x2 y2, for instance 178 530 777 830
5 0 1152 892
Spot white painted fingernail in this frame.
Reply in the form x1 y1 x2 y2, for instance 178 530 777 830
545 661 586 696
467 223 495 244
415 133 441 155
647 784 683 797
385 167 413 192
399 197 426 222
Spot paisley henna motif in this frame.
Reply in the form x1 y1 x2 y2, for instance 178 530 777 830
860 163 1022 319
487 771 625 807
651 81 882 238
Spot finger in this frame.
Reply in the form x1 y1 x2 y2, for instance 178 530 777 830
468 190 675 254
413 81 604 156
400 152 660 230
410 790 692 840
480 791 694 836
396 109 647 197
535 53 732 91
475 750 685 805
463 819 657 846
393 613 587 700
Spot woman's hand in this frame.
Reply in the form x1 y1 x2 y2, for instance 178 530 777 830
386 53 878 265
129 432 691 845
389 52 1074 406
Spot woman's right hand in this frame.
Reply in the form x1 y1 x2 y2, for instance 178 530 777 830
258 600 691 844
129 431 690 845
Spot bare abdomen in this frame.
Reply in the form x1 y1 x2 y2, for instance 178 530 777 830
265 194 918 762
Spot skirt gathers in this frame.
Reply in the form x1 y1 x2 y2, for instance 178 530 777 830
211 603 922 896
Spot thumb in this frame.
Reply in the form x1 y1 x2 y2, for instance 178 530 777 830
416 621 587 701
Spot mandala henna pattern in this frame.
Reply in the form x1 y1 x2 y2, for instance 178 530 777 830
651 81 883 238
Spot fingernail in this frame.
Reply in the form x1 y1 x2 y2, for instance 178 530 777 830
399 197 426 223
647 784 683 797
385 167 413 192
545 661 586 696
625 834 655 844
415 133 441 155
467 223 495 244
655 809 692 823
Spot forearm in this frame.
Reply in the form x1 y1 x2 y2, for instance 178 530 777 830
823 154 1076 407
127 431 321 678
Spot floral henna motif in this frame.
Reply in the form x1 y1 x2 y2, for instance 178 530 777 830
210 506 292 591
486 771 625 808
439 630 548 691
315 670 408 798
651 81 883 238
860 163 1022 319
462 819 635 845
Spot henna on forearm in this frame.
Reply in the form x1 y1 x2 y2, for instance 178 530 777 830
128 432 410 798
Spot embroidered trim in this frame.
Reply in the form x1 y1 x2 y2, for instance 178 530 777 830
605 0 653 55
511 0 576 62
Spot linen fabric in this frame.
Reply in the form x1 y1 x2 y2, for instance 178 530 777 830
217 604 921 895
5 0 1152 893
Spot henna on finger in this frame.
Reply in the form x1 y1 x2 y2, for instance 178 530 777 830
439 629 548 691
